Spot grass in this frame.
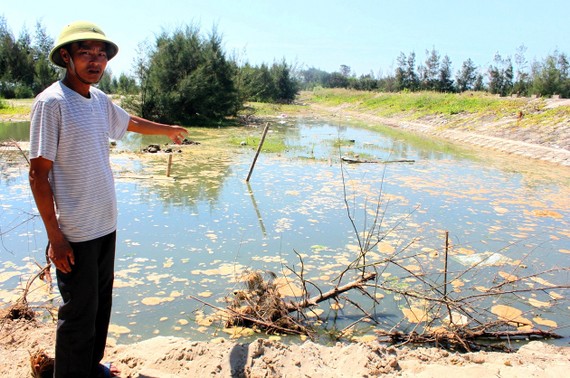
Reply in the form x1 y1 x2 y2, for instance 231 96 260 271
309 88 527 119
227 133 287 153
518 105 570 128
242 102 306 116
3 91 567 134
332 138 357 148
0 99 33 119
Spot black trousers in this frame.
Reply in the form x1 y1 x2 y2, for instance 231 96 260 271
53 231 116 378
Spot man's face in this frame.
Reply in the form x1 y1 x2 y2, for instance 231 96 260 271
64 40 108 83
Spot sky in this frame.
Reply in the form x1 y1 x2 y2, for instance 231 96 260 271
2 0 569 78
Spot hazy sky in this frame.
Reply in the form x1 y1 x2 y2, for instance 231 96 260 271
2 0 569 77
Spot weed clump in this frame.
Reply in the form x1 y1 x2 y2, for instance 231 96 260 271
225 271 308 335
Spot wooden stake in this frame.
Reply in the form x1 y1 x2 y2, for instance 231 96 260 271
166 154 173 177
246 122 270 182
444 230 453 323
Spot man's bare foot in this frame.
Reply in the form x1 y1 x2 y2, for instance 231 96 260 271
98 362 120 377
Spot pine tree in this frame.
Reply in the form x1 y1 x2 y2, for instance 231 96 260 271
141 25 240 124
456 58 477 92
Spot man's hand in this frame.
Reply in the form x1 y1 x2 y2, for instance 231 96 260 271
166 125 189 145
30 157 75 273
127 115 189 144
48 238 75 273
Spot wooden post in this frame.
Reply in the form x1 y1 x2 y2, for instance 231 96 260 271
166 154 173 177
246 123 269 182
443 231 453 323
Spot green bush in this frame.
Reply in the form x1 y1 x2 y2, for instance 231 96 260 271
140 25 240 125
14 84 34 99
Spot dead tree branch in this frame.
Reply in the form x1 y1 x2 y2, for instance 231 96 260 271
286 272 377 312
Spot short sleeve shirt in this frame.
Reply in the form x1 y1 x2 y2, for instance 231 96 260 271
29 81 130 242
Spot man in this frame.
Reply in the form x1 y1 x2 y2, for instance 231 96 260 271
29 21 188 377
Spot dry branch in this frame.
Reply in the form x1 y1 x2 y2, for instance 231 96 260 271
286 272 377 312
376 325 562 352
466 328 562 340
1 264 51 321
188 294 309 336
341 156 415 164
188 271 378 337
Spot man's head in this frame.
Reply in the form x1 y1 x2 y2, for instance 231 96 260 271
50 21 118 68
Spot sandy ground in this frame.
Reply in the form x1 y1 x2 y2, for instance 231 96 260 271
1 318 569 378
1 98 569 377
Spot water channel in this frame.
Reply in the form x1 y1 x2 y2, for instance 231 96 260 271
1 117 569 346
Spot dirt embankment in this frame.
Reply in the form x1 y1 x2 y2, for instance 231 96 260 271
305 98 570 167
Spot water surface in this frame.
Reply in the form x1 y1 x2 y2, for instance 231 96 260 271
1 118 568 346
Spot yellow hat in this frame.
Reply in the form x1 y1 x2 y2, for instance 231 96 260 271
49 21 118 67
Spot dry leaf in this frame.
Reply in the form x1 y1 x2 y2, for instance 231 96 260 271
402 307 429 323
377 242 396 254
549 292 563 300
491 304 532 326
498 271 518 282
529 277 556 287
141 296 174 306
531 209 563 218
108 324 131 335
533 317 558 328
528 298 551 308
274 277 304 297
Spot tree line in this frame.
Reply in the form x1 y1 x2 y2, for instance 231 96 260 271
0 18 58 98
299 47 570 98
1 16 568 124
0 18 298 124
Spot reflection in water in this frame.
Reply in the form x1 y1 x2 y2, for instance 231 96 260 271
246 182 267 237
1 119 569 345
0 121 30 142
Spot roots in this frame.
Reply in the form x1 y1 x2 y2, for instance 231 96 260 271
219 270 379 338
0 264 51 321
225 271 309 335
0 301 35 321
29 350 54 378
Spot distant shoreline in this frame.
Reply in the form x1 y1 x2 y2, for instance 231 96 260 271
3 95 570 166
304 102 570 167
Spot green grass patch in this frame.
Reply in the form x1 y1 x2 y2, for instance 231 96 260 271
519 105 570 128
0 98 34 118
242 102 305 117
308 88 526 119
228 134 287 153
332 138 356 148
0 106 30 117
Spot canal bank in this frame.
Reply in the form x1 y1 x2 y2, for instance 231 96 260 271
302 99 570 167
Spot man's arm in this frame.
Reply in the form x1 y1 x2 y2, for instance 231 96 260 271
127 115 189 144
29 157 74 273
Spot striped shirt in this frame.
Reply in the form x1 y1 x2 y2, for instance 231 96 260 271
29 81 130 242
